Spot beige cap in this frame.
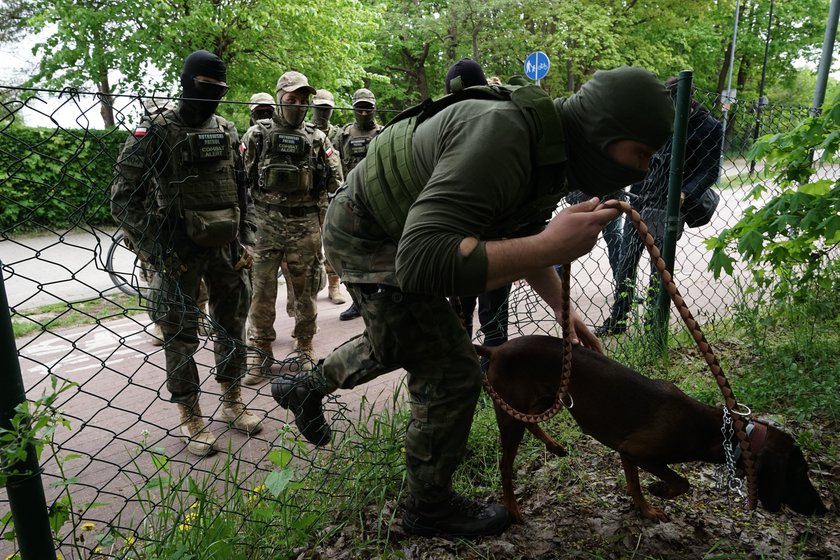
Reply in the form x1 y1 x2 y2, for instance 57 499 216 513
352 88 376 108
276 71 316 95
313 89 335 107
249 92 274 109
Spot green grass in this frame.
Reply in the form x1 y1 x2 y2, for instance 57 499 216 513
7 283 837 559
10 293 147 338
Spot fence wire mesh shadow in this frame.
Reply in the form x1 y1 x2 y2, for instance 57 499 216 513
0 86 833 558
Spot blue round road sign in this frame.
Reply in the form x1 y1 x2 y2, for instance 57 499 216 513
524 51 550 81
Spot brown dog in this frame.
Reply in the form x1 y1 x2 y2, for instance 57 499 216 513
475 335 827 522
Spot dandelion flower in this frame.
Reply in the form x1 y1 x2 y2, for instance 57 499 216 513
81 522 96 532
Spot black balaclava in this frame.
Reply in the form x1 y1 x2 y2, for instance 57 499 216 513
250 107 274 125
556 66 675 196
445 58 487 94
179 50 227 126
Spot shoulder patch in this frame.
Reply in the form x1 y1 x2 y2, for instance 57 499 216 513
133 127 148 137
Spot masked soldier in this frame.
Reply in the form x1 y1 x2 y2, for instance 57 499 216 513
243 71 340 385
111 50 262 457
239 92 300 367
332 87 384 320
309 89 346 305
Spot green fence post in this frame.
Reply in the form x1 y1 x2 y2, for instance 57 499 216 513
0 271 58 560
652 70 692 351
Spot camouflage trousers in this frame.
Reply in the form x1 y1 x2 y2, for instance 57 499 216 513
248 205 325 345
313 283 482 503
147 241 250 403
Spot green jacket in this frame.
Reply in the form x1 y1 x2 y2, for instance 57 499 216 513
330 94 568 296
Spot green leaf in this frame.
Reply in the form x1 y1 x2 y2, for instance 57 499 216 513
709 250 734 279
737 230 765 261
267 448 292 468
265 467 295 497
798 179 833 196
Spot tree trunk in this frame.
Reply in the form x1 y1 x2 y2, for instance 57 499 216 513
566 58 575 92
447 16 457 62
98 72 115 129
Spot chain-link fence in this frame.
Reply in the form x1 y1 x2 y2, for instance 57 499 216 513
0 85 833 558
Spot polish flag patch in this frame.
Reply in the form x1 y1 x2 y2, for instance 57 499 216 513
325 146 334 158
133 127 148 137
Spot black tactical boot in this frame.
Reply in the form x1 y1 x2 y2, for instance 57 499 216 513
271 374 331 446
339 302 361 321
402 493 511 538
594 316 628 337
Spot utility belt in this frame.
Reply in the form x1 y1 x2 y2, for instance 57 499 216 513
255 200 319 217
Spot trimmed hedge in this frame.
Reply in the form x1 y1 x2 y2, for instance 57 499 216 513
0 125 129 232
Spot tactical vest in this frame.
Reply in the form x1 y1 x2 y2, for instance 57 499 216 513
153 111 240 247
257 122 318 195
340 123 381 173
363 85 568 241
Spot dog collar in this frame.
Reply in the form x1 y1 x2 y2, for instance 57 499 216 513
733 420 767 463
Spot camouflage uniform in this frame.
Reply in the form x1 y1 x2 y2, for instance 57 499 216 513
309 89 345 304
246 72 340 376
111 50 263 456
331 88 384 177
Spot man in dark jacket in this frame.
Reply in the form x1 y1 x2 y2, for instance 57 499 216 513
596 79 722 336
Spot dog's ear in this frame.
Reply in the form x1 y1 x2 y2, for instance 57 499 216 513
756 445 785 512
781 446 827 516
757 428 827 516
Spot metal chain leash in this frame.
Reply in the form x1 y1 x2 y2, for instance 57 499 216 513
716 406 746 499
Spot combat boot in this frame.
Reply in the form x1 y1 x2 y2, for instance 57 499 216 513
219 382 263 434
327 274 345 304
243 342 274 385
294 339 316 373
339 302 361 321
271 372 331 446
402 492 511 538
177 395 218 457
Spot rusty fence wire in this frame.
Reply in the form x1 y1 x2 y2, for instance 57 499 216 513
0 85 833 558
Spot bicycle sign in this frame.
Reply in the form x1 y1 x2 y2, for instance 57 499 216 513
524 51 550 81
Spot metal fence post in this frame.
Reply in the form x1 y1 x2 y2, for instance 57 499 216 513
652 70 692 350
0 270 57 560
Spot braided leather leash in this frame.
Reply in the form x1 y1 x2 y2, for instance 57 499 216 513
482 264 574 425
481 198 758 510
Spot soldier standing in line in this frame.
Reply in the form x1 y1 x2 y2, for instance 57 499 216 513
244 71 340 383
111 50 262 457
240 92 299 329
309 89 346 305
331 87 384 321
